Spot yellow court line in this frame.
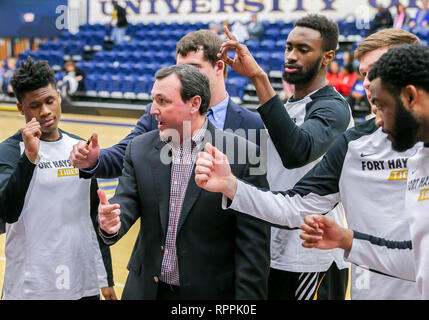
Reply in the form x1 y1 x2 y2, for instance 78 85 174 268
0 105 17 112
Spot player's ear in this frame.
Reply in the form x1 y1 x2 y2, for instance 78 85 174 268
401 85 418 111
323 50 335 67
16 101 24 115
57 89 62 105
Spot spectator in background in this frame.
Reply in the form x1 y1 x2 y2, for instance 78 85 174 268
209 22 221 35
247 13 264 41
220 19 232 40
57 60 85 97
342 51 359 74
110 1 128 44
231 20 249 42
345 73 371 119
407 0 429 34
2 57 17 96
393 2 410 29
368 5 393 35
326 60 343 93
339 63 358 97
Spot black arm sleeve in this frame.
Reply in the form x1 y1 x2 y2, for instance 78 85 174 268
258 94 351 169
0 138 36 223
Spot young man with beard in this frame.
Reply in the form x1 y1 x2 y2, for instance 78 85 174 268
300 43 429 299
205 28 421 300
218 14 353 300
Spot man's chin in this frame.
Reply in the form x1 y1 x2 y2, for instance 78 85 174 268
390 136 418 153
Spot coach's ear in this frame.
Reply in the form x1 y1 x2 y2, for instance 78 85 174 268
189 95 202 115
401 85 419 111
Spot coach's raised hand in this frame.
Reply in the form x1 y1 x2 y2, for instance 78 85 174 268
195 143 238 200
21 117 41 164
69 132 100 169
97 189 121 235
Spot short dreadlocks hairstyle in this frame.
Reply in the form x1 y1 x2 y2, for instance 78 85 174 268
9 57 56 103
294 14 339 52
368 44 429 97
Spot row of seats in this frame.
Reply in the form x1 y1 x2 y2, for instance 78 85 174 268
14 18 387 100
74 71 248 100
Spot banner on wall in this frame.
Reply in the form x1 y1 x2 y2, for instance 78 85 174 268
88 0 420 24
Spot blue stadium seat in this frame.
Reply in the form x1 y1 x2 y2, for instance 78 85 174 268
269 52 284 71
144 63 160 76
226 77 248 99
264 28 281 41
131 62 145 76
260 39 276 51
84 73 99 96
245 40 260 52
134 75 155 98
106 62 120 74
122 75 137 98
154 51 174 64
55 71 65 83
119 63 133 75
254 51 271 64
96 74 111 97
94 62 109 74
108 74 124 98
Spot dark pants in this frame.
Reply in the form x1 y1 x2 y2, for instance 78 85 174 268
268 262 349 300
156 281 181 300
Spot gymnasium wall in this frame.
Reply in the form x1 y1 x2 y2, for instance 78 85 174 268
88 0 421 24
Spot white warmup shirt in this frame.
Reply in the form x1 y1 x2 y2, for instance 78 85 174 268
0 130 108 299
224 118 421 299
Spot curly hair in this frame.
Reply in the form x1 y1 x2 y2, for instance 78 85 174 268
9 57 56 102
368 44 429 96
294 14 339 52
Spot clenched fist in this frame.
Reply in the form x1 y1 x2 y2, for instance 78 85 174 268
69 132 100 169
21 117 41 164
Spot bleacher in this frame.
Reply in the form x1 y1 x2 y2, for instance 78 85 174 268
7 17 427 119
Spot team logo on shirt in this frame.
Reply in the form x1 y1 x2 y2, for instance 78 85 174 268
408 176 429 201
388 170 408 181
418 188 429 202
57 168 79 177
361 157 409 181
38 159 79 177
